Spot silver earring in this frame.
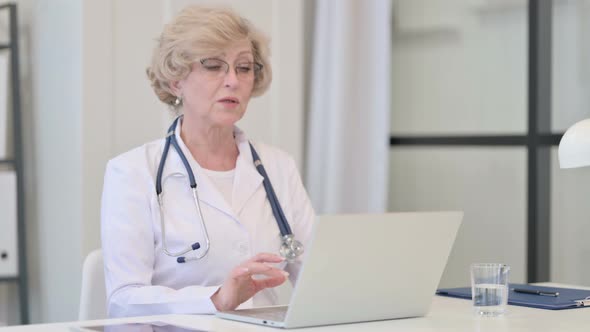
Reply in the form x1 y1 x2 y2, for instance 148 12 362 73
173 95 183 106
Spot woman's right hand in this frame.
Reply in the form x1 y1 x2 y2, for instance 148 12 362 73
210 253 289 311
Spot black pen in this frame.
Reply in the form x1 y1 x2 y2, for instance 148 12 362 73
513 288 559 297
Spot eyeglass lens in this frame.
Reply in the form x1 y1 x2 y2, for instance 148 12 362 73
200 58 261 81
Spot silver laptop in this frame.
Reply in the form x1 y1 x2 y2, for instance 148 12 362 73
216 211 463 329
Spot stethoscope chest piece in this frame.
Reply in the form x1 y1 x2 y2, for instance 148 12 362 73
280 234 304 262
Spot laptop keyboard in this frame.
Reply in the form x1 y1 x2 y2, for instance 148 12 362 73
231 306 288 322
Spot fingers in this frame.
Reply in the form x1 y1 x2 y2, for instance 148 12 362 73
250 266 289 291
249 252 285 264
252 273 288 290
228 253 284 279
232 262 289 279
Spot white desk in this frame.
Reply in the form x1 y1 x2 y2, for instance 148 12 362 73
3 292 590 332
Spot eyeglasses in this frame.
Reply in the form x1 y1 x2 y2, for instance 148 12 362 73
199 58 263 82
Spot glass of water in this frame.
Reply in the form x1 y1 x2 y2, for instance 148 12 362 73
470 263 510 316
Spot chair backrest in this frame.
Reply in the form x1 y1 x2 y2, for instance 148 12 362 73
79 249 107 320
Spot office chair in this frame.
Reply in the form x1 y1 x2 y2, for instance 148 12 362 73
79 249 107 320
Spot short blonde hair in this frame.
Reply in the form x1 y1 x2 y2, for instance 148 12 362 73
147 6 272 107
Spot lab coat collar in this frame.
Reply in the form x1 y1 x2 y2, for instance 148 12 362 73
159 121 263 222
232 127 265 215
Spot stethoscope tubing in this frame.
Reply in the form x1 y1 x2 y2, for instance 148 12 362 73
157 117 210 262
155 116 299 263
249 144 292 236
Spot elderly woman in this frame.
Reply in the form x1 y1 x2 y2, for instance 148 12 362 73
101 6 314 317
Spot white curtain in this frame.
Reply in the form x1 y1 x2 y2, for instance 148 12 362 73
305 0 392 214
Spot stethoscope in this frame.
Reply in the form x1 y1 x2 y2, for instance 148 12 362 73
155 116 304 263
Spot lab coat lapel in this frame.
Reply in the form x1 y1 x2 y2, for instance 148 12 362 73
233 128 264 215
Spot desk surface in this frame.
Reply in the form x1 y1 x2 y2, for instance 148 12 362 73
3 292 590 332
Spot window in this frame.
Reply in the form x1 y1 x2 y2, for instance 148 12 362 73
389 0 580 285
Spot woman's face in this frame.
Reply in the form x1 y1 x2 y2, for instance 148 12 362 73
174 39 257 128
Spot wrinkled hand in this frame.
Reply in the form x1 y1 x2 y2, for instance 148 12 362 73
211 253 288 311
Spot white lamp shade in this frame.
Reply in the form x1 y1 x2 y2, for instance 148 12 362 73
558 119 590 169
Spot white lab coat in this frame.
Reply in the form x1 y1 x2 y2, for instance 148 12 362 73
100 125 315 318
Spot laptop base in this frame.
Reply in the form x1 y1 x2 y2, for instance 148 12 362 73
217 305 288 328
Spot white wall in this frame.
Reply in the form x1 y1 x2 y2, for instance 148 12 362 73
0 0 305 324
